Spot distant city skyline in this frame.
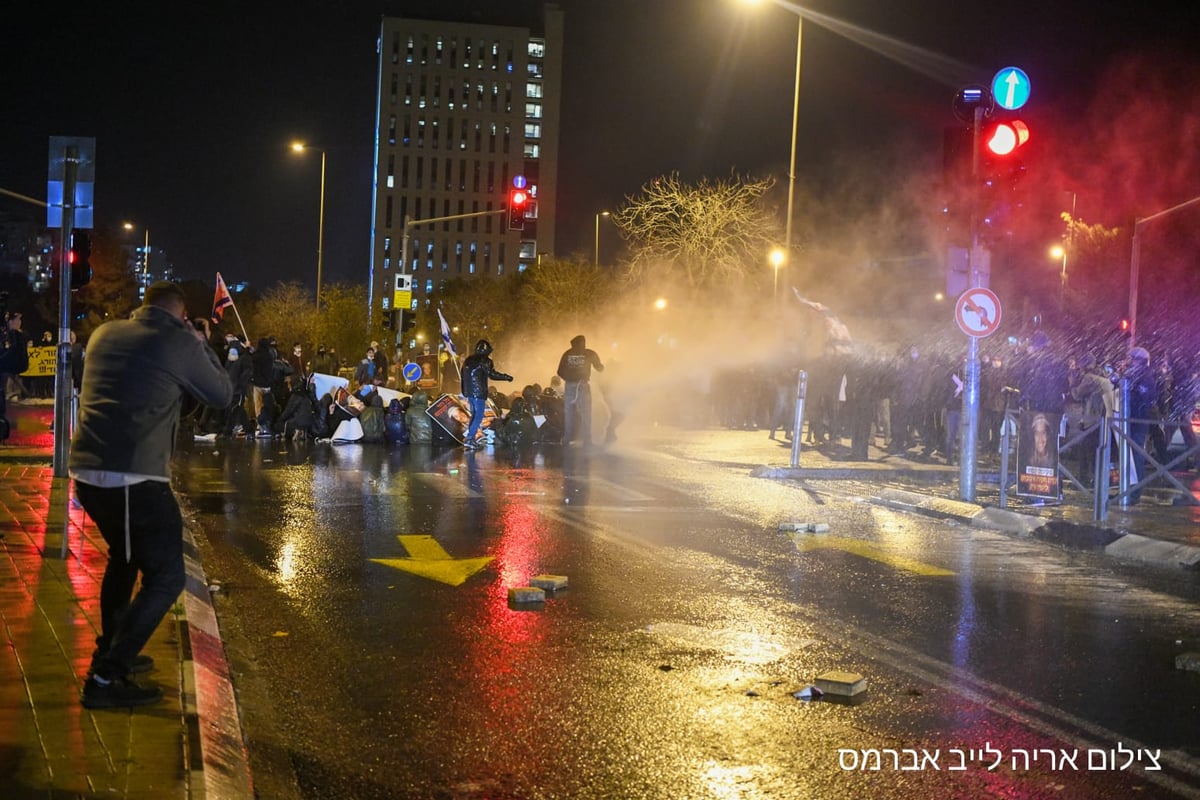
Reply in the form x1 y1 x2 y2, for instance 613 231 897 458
1 1 1197 292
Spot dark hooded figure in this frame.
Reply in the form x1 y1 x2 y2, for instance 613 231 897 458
498 397 538 449
406 390 433 444
556 334 604 446
384 397 409 445
460 340 513 449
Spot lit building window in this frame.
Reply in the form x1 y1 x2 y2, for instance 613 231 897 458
526 82 543 99
526 103 542 119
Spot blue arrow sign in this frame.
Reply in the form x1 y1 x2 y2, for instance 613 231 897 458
992 67 1030 111
402 362 422 382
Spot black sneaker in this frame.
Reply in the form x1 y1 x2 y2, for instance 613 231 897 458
88 653 154 677
81 676 163 709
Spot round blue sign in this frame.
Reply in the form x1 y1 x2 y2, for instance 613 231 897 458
402 362 422 382
991 67 1031 111
512 174 527 189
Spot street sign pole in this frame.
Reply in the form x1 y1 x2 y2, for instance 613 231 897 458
958 105 985 502
53 147 78 479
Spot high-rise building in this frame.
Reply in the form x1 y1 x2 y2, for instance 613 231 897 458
369 5 563 328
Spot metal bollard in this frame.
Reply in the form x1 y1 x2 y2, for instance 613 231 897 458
790 370 807 468
999 409 1012 508
1118 378 1131 508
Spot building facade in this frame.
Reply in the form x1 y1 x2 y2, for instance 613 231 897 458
368 5 563 328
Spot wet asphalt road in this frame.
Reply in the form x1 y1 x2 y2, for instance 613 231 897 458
172 431 1200 800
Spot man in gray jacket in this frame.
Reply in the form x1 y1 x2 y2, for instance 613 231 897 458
70 281 232 708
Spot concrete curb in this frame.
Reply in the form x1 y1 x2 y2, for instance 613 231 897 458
181 527 255 799
871 488 1200 571
751 465 954 484
1104 534 1200 570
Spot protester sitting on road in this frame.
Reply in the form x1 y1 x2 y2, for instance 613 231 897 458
406 390 433 443
496 396 538 449
276 377 316 441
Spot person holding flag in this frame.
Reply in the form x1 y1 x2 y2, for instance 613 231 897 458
211 272 250 344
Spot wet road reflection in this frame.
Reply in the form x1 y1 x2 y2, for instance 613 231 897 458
174 434 1200 799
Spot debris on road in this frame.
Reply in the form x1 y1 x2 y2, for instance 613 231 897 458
794 685 823 701
507 586 546 605
530 574 568 591
1176 652 1200 673
815 670 867 697
779 521 830 533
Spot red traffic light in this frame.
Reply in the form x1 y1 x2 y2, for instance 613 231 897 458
985 120 1030 157
508 188 529 230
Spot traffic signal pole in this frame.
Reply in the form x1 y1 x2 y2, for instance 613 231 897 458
390 207 508 332
957 107 985 502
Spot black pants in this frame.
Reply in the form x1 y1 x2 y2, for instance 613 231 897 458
75 480 185 679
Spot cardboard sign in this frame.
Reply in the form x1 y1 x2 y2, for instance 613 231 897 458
415 353 440 390
426 393 497 444
21 346 56 377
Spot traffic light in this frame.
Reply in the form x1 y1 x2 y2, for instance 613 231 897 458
978 118 1030 239
382 310 395 330
69 231 92 289
508 187 528 230
400 310 417 334
983 120 1029 157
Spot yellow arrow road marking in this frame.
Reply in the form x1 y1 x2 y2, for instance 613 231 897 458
788 534 954 577
370 535 495 586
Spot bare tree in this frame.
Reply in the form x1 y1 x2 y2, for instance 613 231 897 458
248 281 318 351
439 276 512 354
613 172 780 292
517 256 617 330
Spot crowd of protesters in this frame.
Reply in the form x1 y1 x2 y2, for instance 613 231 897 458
188 331 623 451
182 323 1199 488
711 332 1200 473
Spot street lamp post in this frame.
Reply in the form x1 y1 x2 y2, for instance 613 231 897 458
122 221 150 285
742 1 803 287
291 142 326 309
594 211 610 266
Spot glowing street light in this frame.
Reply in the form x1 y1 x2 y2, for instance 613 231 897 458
653 297 668 311
769 247 786 302
1048 242 1068 309
290 141 326 309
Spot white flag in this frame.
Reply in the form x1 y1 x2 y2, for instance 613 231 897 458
437 308 458 358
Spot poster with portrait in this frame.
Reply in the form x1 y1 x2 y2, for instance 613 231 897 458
415 354 440 391
1016 410 1062 500
426 393 498 444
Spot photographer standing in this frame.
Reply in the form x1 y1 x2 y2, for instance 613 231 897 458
0 309 29 440
70 282 231 707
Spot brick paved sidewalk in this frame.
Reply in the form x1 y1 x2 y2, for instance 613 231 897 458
0 402 252 798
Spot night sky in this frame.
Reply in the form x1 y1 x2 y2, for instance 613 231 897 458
3 0 1197 291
